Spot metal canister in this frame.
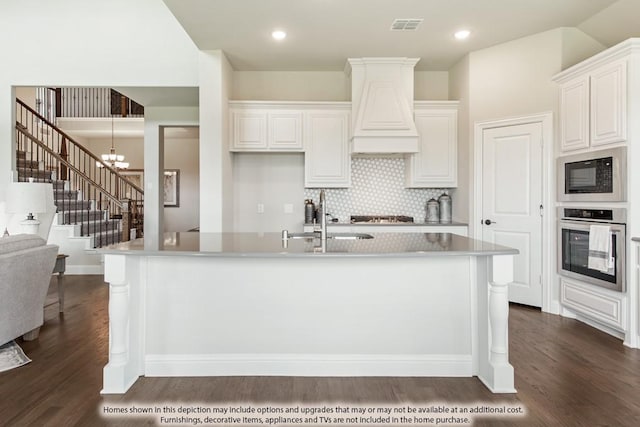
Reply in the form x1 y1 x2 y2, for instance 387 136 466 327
304 199 315 224
426 198 440 223
438 192 452 223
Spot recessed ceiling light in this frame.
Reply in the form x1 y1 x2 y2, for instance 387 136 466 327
454 30 471 40
272 30 286 40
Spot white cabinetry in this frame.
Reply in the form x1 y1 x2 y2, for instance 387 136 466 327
230 102 303 152
559 76 590 151
304 108 351 188
590 60 627 147
556 54 629 152
406 102 458 188
560 277 625 331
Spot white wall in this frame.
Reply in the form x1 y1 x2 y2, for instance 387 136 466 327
232 70 449 101
163 134 200 232
560 27 608 70
143 107 199 246
452 28 604 229
415 71 449 100
449 27 606 311
199 50 234 232
85 133 200 232
0 0 199 203
448 56 470 224
233 154 305 232
233 72 350 101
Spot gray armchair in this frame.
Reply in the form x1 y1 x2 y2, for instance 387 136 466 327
0 234 58 345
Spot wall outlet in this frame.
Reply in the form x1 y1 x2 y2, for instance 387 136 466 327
284 203 294 214
257 203 265 214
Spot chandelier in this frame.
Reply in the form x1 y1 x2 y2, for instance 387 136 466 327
97 117 129 169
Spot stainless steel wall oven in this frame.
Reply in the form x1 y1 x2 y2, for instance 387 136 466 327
558 208 626 292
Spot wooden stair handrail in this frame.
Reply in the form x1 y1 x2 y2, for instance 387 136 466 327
15 98 144 194
17 125 125 208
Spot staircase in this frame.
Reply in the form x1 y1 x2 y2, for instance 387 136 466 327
14 99 144 248
16 149 123 247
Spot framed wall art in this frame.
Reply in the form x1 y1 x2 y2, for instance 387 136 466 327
121 169 180 207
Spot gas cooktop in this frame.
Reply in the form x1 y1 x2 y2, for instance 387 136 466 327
350 215 414 224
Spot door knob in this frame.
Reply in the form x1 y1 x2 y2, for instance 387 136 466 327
484 219 495 225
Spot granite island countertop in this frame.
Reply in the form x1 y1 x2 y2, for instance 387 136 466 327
100 232 517 258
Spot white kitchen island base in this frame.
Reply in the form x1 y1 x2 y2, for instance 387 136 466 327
100 233 516 395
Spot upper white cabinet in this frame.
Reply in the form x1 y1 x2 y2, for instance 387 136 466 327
559 76 590 151
555 44 632 152
590 60 627 147
231 111 268 150
269 111 303 150
406 102 458 188
230 102 303 152
304 108 351 188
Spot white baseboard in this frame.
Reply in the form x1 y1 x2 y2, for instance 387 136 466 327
144 354 473 377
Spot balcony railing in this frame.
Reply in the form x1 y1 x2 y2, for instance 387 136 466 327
35 87 144 121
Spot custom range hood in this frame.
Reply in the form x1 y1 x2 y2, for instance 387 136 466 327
347 57 420 154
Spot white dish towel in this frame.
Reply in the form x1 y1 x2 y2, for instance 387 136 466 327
588 225 614 273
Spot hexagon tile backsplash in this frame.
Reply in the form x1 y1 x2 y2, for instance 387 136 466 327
303 157 450 223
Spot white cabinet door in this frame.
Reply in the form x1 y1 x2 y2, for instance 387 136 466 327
230 107 303 152
482 122 543 307
559 76 590 152
561 277 625 330
558 60 627 152
268 111 303 150
231 111 267 151
590 60 627 147
406 107 457 188
304 110 351 188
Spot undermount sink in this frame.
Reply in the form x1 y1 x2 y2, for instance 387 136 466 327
287 232 317 239
329 233 373 240
286 232 373 240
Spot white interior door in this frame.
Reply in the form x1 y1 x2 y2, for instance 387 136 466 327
482 123 543 307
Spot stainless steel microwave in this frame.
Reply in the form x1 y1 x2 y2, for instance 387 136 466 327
557 146 627 202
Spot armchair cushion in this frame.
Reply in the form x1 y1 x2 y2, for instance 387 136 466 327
0 234 58 346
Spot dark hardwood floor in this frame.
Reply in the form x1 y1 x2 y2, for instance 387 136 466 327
1 275 639 426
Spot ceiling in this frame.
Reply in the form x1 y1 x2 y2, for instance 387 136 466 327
163 0 639 72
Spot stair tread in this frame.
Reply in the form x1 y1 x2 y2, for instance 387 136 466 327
16 112 140 248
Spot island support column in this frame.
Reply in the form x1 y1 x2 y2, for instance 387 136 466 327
101 254 144 394
476 254 516 393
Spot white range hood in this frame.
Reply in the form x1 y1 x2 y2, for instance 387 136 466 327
347 57 420 154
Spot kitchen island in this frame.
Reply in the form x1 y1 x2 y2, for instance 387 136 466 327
99 232 518 395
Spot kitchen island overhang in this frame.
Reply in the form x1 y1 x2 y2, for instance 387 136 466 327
99 232 518 395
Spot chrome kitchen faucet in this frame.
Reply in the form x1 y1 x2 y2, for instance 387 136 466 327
316 189 327 243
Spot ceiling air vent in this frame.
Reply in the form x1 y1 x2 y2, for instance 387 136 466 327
390 19 423 31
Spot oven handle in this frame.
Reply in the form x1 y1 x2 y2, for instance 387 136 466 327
559 220 626 234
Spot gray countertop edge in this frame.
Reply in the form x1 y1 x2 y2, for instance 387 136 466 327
98 248 518 258
99 232 518 258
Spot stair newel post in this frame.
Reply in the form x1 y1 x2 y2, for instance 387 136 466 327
121 198 131 242
59 136 68 181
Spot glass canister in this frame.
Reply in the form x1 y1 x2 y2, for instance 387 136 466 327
426 198 440 223
438 192 452 223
